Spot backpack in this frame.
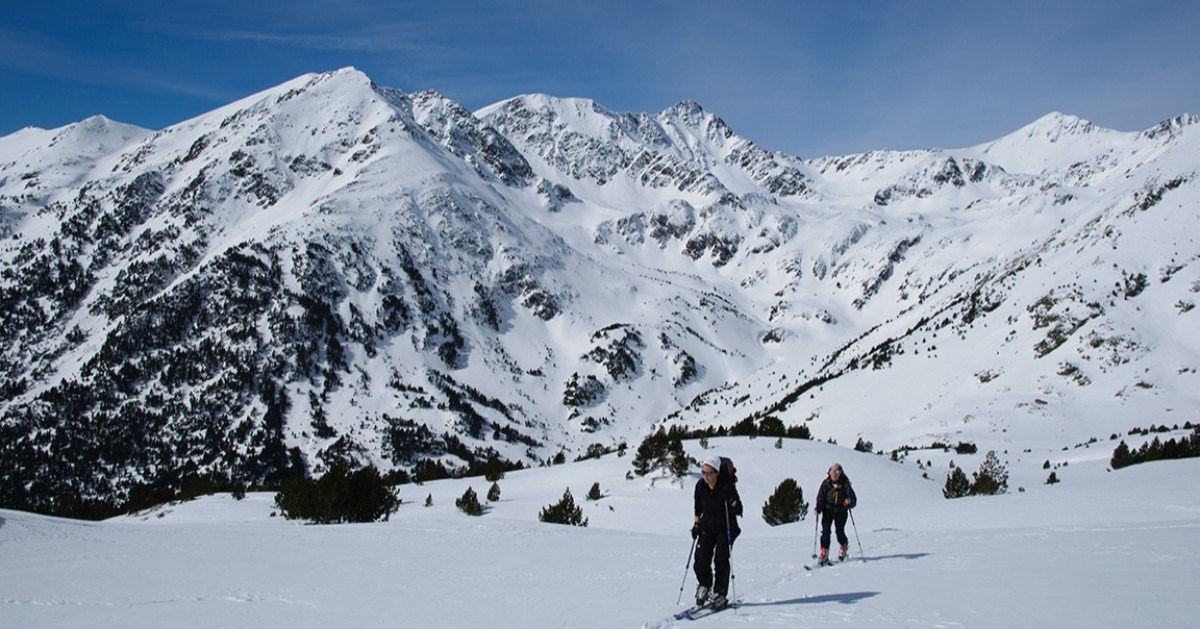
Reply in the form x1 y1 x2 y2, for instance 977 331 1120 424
718 456 738 485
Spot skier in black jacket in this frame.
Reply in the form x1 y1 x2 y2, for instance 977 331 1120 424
691 455 742 610
814 463 857 564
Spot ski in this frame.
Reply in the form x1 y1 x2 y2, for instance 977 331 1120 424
679 599 742 620
643 598 743 628
672 603 708 620
805 553 853 570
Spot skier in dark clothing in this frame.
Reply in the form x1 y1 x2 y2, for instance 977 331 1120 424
691 455 742 610
814 463 857 564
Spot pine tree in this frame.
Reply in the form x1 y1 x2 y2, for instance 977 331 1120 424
1110 440 1134 469
424 493 433 507
456 487 483 516
274 461 400 524
943 467 971 499
539 488 588 526
667 439 691 477
970 451 1009 495
761 478 808 526
631 433 659 476
586 482 602 501
1045 471 1060 485
487 482 501 502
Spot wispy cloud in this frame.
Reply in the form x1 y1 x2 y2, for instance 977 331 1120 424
0 26 234 102
138 20 447 54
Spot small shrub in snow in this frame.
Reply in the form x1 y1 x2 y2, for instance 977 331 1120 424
487 482 501 502
586 482 602 501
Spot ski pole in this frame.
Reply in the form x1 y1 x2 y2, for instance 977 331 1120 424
848 508 865 563
675 536 698 605
725 500 736 613
811 512 819 559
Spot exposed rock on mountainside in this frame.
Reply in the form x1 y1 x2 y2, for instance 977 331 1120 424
1 68 1197 515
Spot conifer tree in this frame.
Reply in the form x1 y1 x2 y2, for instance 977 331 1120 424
1110 440 1134 469
274 461 400 524
943 467 971 499
424 493 433 507
538 488 588 526
667 439 691 477
970 451 1009 495
487 482 501 502
586 482 602 501
761 478 808 525
456 487 483 516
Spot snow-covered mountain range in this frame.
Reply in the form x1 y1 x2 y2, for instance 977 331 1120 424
1 67 1197 513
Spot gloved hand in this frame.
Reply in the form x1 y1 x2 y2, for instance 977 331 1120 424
691 523 702 539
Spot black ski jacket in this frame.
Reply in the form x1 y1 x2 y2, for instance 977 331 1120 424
694 475 742 541
815 475 857 514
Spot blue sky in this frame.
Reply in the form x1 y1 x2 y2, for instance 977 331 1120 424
2 0 1197 157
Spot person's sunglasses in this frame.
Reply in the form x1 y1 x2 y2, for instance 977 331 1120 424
702 470 717 477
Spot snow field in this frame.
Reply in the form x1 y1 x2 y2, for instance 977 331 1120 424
3 437 1198 628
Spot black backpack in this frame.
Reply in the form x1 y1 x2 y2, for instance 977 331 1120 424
718 456 738 485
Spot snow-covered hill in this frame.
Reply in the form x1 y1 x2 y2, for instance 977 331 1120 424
0 67 1197 515
2 436 1197 627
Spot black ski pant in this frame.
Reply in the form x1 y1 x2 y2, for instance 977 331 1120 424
693 530 731 596
820 509 849 550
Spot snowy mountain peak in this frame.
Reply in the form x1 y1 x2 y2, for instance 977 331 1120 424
1018 111 1104 141
969 111 1138 175
662 99 710 127
1 68 1198 521
1142 113 1200 141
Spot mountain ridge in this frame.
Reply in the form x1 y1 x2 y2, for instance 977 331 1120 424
1 67 1196 516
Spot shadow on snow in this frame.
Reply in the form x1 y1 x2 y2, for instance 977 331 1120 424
859 552 930 563
741 591 880 608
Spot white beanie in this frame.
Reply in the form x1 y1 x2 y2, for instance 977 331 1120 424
700 454 722 473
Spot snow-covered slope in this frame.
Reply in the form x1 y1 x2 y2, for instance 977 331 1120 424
965 112 1139 175
2 435 1197 627
0 67 1197 516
